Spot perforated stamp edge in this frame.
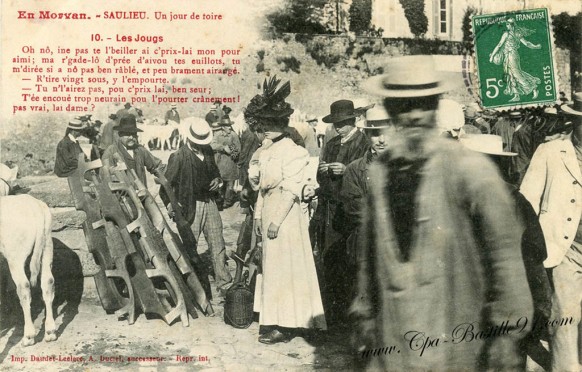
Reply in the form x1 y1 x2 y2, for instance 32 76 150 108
468 7 561 112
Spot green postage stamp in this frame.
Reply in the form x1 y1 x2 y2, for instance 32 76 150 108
472 8 558 109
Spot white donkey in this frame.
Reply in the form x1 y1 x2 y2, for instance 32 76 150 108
0 194 57 346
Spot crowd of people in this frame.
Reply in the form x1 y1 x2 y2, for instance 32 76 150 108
46 55 582 370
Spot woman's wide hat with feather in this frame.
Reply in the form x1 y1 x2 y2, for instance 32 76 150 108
244 76 294 129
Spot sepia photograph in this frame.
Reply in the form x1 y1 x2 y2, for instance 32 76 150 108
1 0 581 370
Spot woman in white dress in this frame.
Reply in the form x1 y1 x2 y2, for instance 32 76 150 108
245 77 326 344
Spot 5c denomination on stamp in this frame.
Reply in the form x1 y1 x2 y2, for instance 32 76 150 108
472 8 558 110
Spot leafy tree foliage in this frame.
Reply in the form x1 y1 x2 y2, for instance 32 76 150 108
349 0 372 34
552 12 581 52
266 0 330 34
399 0 428 37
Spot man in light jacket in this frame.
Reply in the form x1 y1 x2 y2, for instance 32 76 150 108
520 92 582 372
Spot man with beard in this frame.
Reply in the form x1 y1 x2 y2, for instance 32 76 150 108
101 115 165 187
351 55 532 370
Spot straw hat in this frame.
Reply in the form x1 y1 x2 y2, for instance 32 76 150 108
357 107 391 129
362 55 455 98
183 117 213 145
67 119 84 130
459 134 517 156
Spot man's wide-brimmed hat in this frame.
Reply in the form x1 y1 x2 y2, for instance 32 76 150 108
562 92 582 117
460 134 517 156
220 115 233 126
357 107 391 129
113 115 143 133
362 55 454 98
322 100 362 123
184 117 213 145
67 119 84 130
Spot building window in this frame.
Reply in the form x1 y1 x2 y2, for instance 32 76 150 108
439 0 447 33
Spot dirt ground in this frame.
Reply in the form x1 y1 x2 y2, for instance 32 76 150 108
0 150 550 371
0 223 353 372
0 151 354 371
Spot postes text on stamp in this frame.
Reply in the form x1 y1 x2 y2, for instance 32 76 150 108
472 8 558 110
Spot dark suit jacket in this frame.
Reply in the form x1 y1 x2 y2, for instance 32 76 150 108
54 135 83 177
317 129 370 201
161 144 221 224
340 151 375 233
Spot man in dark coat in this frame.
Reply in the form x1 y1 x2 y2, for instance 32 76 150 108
340 107 391 234
238 127 262 192
54 119 86 177
234 127 264 276
99 114 118 154
204 101 223 126
164 103 181 125
460 133 552 369
339 107 392 338
314 99 370 327
161 117 232 292
165 103 182 150
210 116 240 210
352 56 532 371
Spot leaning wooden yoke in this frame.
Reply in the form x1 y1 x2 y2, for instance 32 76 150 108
68 154 214 326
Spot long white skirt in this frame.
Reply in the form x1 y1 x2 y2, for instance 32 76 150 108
254 199 326 330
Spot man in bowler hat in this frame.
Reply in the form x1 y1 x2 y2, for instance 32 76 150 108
101 115 165 187
315 99 370 327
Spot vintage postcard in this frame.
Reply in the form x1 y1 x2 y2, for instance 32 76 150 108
1 0 581 371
